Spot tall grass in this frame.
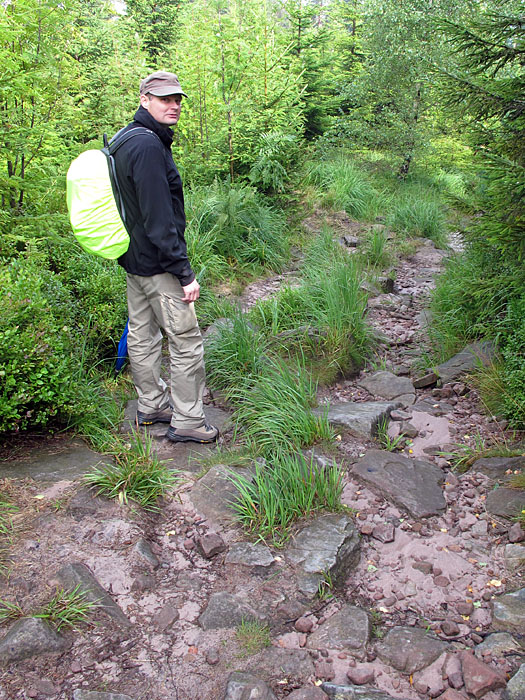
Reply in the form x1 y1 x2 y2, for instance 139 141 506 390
305 157 383 220
230 357 334 455
387 192 448 247
186 181 289 273
228 452 344 546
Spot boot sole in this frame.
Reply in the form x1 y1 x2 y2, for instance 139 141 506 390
166 433 218 444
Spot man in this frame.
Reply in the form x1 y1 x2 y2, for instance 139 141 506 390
114 71 218 444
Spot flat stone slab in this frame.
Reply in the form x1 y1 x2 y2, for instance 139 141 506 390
470 456 525 482
223 672 277 700
225 542 275 567
408 411 451 459
357 371 415 405
306 605 370 659
189 464 254 528
474 633 523 659
198 591 260 630
314 402 401 439
506 663 525 700
248 648 315 681
376 626 448 674
352 450 446 518
492 587 525 633
0 617 69 665
285 514 360 594
505 544 525 573
485 488 524 520
57 562 131 630
73 693 134 700
435 340 497 384
321 684 411 700
0 438 112 483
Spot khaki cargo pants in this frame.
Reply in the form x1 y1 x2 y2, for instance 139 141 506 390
126 272 206 429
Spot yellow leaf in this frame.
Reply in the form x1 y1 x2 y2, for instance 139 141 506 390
440 528 448 533
488 579 502 587
34 494 45 500
166 530 176 536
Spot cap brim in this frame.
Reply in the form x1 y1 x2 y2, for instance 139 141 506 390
148 87 189 98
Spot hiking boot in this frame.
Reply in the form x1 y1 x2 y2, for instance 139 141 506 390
166 423 219 444
136 407 173 426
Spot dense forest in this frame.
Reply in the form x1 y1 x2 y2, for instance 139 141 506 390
1 0 523 444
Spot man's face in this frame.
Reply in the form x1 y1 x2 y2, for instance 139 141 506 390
140 93 182 126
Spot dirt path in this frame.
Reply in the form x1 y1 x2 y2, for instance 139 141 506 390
0 213 523 700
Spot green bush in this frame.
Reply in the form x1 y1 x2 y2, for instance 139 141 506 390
0 259 80 432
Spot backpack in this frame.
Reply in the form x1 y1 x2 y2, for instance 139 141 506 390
66 127 156 259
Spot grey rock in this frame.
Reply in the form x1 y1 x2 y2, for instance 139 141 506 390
225 542 275 567
485 488 525 520
471 456 525 482
190 463 254 527
357 372 415 403
376 626 448 674
307 605 370 659
314 402 402 439
73 693 134 700
435 340 498 384
352 450 446 518
504 544 525 573
321 683 411 700
250 648 315 681
287 689 330 700
492 588 525 633
371 523 395 543
506 664 525 700
153 603 179 632
67 487 116 520
285 514 360 594
134 538 160 569
474 632 522 659
413 372 439 389
0 439 113 482
508 522 525 543
0 617 69 665
199 592 260 630
223 672 277 699
57 562 131 629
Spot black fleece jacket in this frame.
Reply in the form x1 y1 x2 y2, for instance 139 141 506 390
114 106 195 286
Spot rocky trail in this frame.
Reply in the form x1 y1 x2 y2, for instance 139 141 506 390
0 213 524 700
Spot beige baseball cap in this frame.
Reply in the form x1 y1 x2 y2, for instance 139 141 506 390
139 71 188 98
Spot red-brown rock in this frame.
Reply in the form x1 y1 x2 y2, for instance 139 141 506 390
460 651 506 698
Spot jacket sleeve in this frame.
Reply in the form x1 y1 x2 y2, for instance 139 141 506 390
129 136 195 286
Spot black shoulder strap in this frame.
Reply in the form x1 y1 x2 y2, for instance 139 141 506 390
102 127 160 229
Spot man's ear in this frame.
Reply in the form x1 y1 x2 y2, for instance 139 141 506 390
140 94 150 110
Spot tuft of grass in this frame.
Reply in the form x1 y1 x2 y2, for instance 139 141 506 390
204 307 269 398
305 157 382 220
0 493 17 574
387 194 447 247
376 418 405 452
34 585 98 631
361 227 392 269
0 598 24 624
235 618 271 657
317 570 335 601
192 445 256 479
228 452 343 546
84 429 179 510
230 358 334 455
439 433 523 473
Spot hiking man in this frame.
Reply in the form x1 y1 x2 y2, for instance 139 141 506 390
114 71 218 444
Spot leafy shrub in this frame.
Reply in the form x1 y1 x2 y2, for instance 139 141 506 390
0 259 80 432
249 131 299 193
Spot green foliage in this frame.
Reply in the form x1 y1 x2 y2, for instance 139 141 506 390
84 429 179 510
360 226 392 269
228 452 343 546
500 295 525 428
249 132 299 193
0 259 79 432
0 599 24 624
230 358 333 456
376 418 405 452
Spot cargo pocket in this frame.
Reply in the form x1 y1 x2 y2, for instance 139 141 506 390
160 293 199 336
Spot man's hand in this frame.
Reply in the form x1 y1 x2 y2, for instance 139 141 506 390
181 279 200 303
